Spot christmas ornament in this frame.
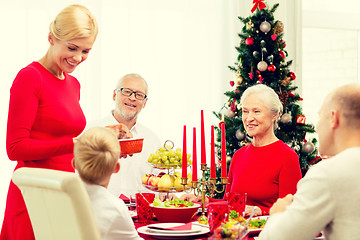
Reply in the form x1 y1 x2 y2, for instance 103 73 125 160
226 156 232 163
246 20 254 30
249 72 254 79
230 99 236 112
257 61 268 71
302 142 315 153
253 51 260 58
260 40 266 47
236 75 243 85
251 0 266 13
225 109 236 118
288 92 295 97
277 91 289 106
260 20 271 34
279 51 285 59
267 64 276 71
289 72 296 80
294 145 300 151
281 77 292 86
280 40 286 48
297 115 306 124
237 103 241 110
262 47 267 54
271 34 277 41
235 129 246 140
256 70 263 83
274 21 284 35
280 113 292 124
246 37 254 45
230 81 235 87
267 55 274 64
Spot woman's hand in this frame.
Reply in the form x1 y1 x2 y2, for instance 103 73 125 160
180 194 208 203
244 205 262 217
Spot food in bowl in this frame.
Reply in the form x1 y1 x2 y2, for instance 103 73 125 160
150 197 200 223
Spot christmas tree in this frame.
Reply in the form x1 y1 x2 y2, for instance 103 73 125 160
211 1 321 198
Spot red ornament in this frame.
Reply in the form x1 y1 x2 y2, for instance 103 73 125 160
230 99 236 112
289 72 296 80
249 72 254 79
267 64 276 72
281 40 286 48
230 81 235 87
296 115 306 124
288 92 295 97
279 51 285 59
271 34 277 41
246 37 254 45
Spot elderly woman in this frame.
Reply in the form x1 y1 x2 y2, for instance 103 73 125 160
182 84 302 216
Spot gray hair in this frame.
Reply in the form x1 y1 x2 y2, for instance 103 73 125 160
116 73 148 95
240 84 283 129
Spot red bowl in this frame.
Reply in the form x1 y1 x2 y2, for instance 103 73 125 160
150 203 201 223
119 138 144 154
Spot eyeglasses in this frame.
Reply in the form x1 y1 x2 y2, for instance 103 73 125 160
116 88 147 100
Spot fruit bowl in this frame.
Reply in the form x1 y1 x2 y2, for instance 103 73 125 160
150 203 201 223
119 138 144 155
143 184 192 193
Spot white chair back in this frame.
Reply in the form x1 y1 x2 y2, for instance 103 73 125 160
12 167 101 240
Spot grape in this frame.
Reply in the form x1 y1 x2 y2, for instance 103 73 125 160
148 143 192 169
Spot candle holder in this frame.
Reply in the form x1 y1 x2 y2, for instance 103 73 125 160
192 163 228 217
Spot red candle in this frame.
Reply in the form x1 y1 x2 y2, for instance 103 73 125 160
210 125 216 178
201 110 206 164
192 127 197 182
182 125 187 178
221 123 227 178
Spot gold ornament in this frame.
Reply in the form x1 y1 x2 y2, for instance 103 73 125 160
236 75 243 85
281 77 292 86
237 103 241 110
274 21 284 35
246 19 254 30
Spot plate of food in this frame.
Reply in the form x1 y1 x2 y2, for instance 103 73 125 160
137 222 209 239
247 215 269 235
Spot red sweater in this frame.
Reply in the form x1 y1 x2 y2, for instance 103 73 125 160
225 140 302 215
1 62 86 240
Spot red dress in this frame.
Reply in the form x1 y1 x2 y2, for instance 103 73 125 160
0 62 86 240
224 140 302 215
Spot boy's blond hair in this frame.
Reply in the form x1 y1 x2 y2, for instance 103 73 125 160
74 127 120 185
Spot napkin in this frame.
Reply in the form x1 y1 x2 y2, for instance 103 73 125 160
148 222 193 231
119 194 130 203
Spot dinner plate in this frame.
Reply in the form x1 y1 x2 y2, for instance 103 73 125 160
247 215 269 235
137 222 210 239
146 223 201 234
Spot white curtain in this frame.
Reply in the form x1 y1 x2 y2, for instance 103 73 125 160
0 0 299 223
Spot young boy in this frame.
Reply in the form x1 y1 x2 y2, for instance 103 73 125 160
73 127 142 240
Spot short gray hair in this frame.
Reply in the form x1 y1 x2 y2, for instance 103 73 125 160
116 73 148 95
240 84 283 128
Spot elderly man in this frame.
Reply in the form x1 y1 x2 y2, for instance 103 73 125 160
258 84 360 240
87 73 160 198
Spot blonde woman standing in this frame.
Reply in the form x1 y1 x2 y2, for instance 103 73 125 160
1 5 98 240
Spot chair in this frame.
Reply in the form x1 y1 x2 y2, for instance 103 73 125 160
12 167 101 240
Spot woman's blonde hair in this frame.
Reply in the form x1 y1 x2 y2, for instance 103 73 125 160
240 84 283 129
50 4 98 41
74 127 120 185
